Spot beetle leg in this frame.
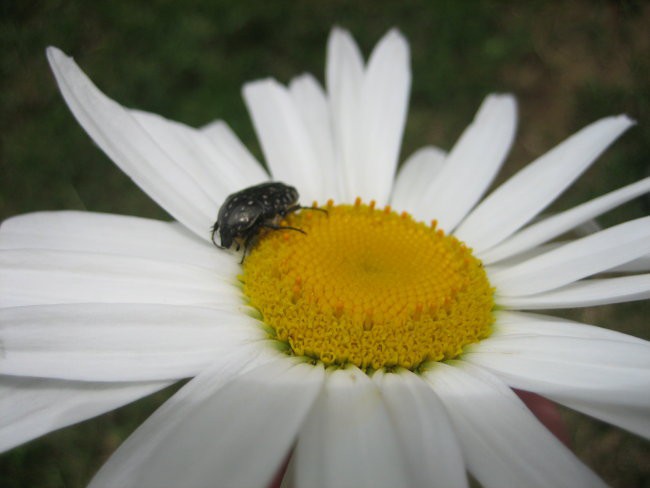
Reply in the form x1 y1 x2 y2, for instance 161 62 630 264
240 236 256 264
305 206 328 216
262 223 307 234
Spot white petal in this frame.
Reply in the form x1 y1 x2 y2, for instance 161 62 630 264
424 362 606 488
294 366 409 488
455 116 634 252
416 94 517 231
289 74 339 201
609 251 650 272
89 344 265 487
483 241 564 273
326 27 364 202
0 248 240 308
355 29 411 204
490 216 650 296
201 119 269 186
548 395 650 443
90 357 323 488
465 313 650 438
0 211 237 274
481 177 650 264
390 146 446 216
374 369 468 488
130 110 267 197
0 303 262 381
46 47 220 239
0 376 170 452
488 311 646 344
497 274 650 309
243 78 325 203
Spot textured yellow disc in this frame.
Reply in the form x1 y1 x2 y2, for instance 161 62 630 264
242 199 494 371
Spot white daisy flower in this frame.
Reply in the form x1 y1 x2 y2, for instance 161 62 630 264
1 27 649 488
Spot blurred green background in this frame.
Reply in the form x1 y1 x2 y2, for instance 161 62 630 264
1 0 648 486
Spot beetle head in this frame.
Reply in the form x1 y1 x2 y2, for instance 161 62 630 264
216 228 234 249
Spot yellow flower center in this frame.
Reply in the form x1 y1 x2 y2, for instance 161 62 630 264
242 199 494 371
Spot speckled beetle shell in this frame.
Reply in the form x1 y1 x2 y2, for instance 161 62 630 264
211 182 301 257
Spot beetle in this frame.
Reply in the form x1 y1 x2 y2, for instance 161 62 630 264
211 182 323 262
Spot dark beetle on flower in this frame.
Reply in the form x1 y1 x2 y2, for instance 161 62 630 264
211 181 325 263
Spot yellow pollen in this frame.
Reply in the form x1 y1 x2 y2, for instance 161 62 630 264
242 200 494 371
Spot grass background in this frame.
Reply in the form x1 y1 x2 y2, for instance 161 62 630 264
1 0 649 486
